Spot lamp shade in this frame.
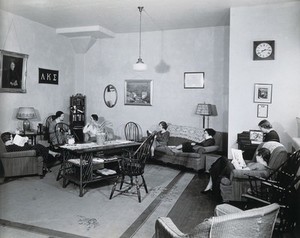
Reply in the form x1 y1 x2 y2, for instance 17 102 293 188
133 58 147 71
16 107 36 119
195 103 212 116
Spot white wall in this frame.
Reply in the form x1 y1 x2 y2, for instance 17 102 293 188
0 10 76 132
228 2 300 154
83 27 229 138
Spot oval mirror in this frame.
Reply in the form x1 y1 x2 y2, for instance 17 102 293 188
103 84 118 108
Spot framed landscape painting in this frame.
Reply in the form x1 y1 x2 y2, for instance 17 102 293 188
0 50 28 93
125 80 153 106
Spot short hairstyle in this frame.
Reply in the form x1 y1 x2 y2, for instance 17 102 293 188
55 111 64 119
257 147 271 164
258 119 272 129
159 121 168 130
1 132 12 143
205 128 216 137
91 114 98 121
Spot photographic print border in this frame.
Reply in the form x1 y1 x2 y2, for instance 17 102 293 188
253 83 272 103
184 72 204 89
125 80 153 106
0 50 28 93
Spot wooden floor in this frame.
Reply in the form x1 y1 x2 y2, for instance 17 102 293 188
166 171 300 238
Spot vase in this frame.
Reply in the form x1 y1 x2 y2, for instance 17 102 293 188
97 133 106 145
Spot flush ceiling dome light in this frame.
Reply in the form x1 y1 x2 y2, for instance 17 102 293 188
133 6 147 71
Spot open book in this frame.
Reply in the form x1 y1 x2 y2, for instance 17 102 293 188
231 148 250 170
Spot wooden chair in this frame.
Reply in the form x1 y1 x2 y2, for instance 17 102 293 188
44 115 55 142
155 203 280 238
124 121 142 142
109 134 155 202
242 150 300 232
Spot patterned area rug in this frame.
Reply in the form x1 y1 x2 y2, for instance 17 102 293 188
0 164 194 238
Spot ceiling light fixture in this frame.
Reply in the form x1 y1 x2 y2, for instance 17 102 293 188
133 6 147 71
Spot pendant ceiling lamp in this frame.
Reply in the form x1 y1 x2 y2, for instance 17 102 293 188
133 6 147 71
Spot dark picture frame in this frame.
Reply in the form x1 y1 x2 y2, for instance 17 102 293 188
257 104 269 118
125 80 153 106
184 72 204 89
0 50 28 93
254 83 272 103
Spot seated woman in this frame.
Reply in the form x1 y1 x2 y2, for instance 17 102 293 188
1 132 59 172
83 114 99 142
148 121 170 157
178 128 216 152
202 147 271 202
258 119 280 142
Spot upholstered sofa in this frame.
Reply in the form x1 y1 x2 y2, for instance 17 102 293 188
153 124 226 171
220 141 288 202
0 132 44 182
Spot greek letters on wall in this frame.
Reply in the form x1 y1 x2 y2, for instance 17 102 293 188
39 68 59 85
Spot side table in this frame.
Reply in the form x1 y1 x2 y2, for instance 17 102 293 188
20 130 37 145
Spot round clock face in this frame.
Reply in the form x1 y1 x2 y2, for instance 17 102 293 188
255 43 273 58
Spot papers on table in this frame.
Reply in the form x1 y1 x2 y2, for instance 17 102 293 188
60 140 134 150
96 168 117 176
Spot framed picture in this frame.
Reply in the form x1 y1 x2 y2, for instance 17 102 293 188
184 72 204 89
125 80 153 106
253 83 272 103
257 104 268 118
0 50 28 93
249 130 264 144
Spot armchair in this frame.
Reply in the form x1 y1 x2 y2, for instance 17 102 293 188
0 132 43 181
155 203 280 238
220 141 288 202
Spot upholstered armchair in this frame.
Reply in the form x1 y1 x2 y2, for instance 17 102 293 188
220 141 288 202
155 203 280 238
0 133 43 181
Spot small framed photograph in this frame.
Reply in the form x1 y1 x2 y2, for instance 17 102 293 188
125 80 153 106
257 104 268 118
184 72 204 89
253 83 272 103
0 50 28 93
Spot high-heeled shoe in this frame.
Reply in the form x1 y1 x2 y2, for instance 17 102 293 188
201 189 212 194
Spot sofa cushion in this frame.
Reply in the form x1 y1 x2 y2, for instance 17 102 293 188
167 124 204 143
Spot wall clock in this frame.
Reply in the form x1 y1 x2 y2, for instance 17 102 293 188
253 40 275 60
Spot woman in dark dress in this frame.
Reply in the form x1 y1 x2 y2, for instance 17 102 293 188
180 128 216 152
149 121 170 157
258 119 280 142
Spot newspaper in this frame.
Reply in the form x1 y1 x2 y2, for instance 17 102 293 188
13 134 29 147
231 148 250 170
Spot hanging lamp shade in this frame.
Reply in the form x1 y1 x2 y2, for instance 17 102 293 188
133 6 147 71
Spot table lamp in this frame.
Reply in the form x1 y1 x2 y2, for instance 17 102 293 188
16 107 36 132
195 103 212 128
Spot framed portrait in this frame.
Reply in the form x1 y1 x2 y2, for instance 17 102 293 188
253 83 272 103
184 72 204 89
0 50 28 93
125 80 153 106
257 104 268 118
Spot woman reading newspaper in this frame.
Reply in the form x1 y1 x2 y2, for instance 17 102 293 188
201 147 271 202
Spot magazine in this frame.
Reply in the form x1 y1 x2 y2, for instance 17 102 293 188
231 148 250 170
